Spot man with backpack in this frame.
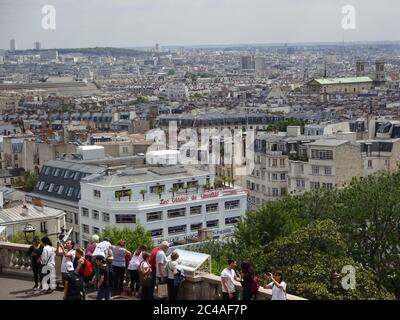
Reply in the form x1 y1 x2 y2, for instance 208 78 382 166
63 261 84 300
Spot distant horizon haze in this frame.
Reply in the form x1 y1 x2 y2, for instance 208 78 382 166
0 0 398 50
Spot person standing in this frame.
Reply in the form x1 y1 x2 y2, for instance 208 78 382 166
92 237 113 286
63 261 84 300
85 234 99 261
56 239 76 285
28 236 43 289
221 259 241 300
95 256 111 300
264 271 287 300
240 262 258 300
139 252 153 300
112 240 131 296
128 244 147 297
40 236 56 293
166 251 180 300
156 241 169 284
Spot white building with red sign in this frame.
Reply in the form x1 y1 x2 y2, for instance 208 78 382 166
78 165 247 246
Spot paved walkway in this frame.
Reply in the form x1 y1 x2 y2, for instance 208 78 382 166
0 275 138 300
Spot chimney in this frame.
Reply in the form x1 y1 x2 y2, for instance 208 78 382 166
21 204 29 216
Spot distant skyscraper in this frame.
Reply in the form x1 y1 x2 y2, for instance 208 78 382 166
254 56 266 74
34 41 41 50
10 39 16 51
241 55 255 70
155 43 160 52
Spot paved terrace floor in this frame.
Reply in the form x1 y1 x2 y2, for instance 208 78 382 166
0 275 138 300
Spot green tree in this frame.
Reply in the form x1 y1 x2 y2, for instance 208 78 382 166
139 189 147 201
100 225 153 253
266 118 305 133
14 171 38 192
9 231 45 245
264 219 395 300
136 96 148 104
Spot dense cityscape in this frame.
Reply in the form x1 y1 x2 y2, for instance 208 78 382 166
0 0 399 305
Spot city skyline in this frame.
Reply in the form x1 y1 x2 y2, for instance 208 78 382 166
0 0 399 50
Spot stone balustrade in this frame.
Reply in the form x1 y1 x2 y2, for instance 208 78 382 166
179 272 306 300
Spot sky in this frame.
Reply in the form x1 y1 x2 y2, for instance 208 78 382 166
0 0 399 50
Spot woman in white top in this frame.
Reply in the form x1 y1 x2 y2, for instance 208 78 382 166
264 271 287 300
166 251 180 300
127 244 147 296
40 236 56 292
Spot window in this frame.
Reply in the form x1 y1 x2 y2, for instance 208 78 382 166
272 159 278 167
116 214 136 223
102 212 110 222
296 179 305 188
44 167 51 175
38 181 45 190
280 173 286 181
206 220 219 228
206 203 218 213
272 188 279 197
54 168 60 177
74 212 79 225
246 180 251 188
312 166 320 175
300 165 304 174
225 217 240 225
40 221 47 233
262 185 266 193
93 227 100 234
190 223 203 231
167 208 186 218
147 211 163 222
168 225 186 235
173 182 185 190
92 210 99 220
64 170 70 178
57 185 64 195
67 187 74 197
48 183 55 192
310 182 320 190
311 149 333 160
261 171 265 180
256 184 260 192
281 187 287 196
225 200 240 210
368 160 373 169
256 170 260 177
82 208 89 217
187 181 199 189
122 146 128 153
151 229 163 237
93 190 101 198
150 185 165 194
65 212 73 223
82 224 90 234
272 173 278 181
280 159 285 167
325 167 332 176
73 172 80 181
190 206 202 215
322 183 333 190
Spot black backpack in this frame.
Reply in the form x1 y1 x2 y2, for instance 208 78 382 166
67 271 84 299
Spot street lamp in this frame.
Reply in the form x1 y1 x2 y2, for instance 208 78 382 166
23 224 36 244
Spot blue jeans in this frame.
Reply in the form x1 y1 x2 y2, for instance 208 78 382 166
97 288 111 300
